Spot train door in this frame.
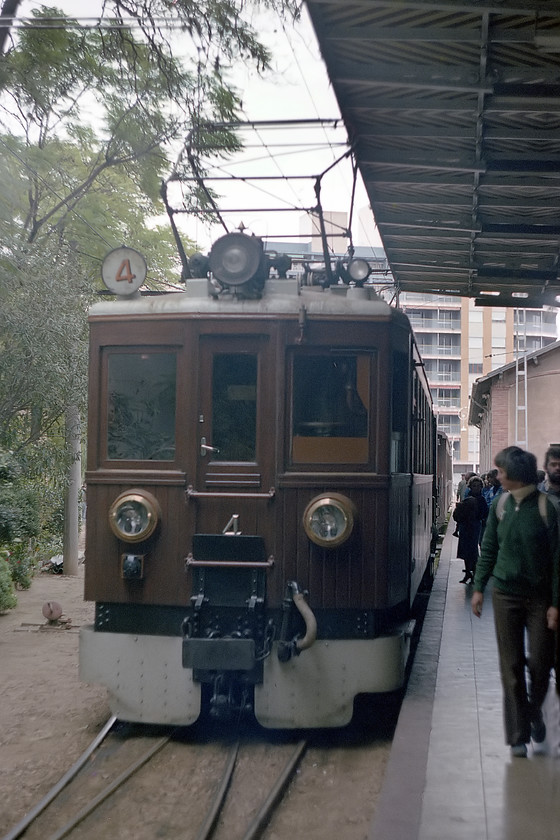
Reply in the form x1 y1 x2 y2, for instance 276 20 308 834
191 333 275 537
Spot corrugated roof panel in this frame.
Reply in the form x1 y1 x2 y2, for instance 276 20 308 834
306 0 560 305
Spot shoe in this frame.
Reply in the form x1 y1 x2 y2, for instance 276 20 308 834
511 743 528 757
531 711 546 744
460 573 473 584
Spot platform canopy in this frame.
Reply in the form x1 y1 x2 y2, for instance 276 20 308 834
305 0 560 307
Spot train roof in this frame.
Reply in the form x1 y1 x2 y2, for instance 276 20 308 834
89 278 410 326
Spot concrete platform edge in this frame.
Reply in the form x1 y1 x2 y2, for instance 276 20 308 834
369 547 450 840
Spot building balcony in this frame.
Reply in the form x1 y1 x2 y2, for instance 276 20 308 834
409 319 461 332
433 400 462 409
426 373 462 384
418 347 461 358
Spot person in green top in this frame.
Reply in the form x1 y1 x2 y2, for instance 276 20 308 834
471 446 560 758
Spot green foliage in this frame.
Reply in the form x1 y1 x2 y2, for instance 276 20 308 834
0 483 40 543
5 539 36 589
0 450 41 543
0 240 90 445
0 0 300 557
0 449 19 483
34 533 63 566
0 445 65 591
0 551 17 611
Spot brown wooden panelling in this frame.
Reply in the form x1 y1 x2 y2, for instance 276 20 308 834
86 309 419 615
84 482 191 606
274 484 395 611
387 477 412 606
410 474 434 602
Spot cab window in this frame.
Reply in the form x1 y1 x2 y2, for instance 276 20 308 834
212 353 257 461
107 351 177 461
291 353 370 464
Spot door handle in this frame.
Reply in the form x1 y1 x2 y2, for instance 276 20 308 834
200 436 220 457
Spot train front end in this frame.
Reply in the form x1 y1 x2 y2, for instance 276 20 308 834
80 234 435 729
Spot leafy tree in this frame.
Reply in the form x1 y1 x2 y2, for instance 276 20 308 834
0 0 299 570
0 551 17 611
0 235 90 574
0 237 89 444
0 1 299 245
0 449 40 542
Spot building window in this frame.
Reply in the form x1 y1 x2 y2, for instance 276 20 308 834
438 415 460 435
438 334 460 355
438 311 460 329
436 389 460 408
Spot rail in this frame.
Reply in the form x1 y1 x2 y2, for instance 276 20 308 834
1 715 117 840
3 723 307 840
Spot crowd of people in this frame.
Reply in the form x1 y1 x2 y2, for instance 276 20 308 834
452 445 560 758
453 467 506 583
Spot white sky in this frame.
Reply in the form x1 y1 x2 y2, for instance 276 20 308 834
15 1 382 254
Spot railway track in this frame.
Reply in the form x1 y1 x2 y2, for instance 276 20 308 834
2 592 424 840
1 716 309 840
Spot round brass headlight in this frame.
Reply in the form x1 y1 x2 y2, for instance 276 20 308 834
108 489 161 543
303 493 357 548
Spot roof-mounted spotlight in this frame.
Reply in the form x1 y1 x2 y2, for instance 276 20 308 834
346 258 371 285
209 232 268 298
336 257 372 287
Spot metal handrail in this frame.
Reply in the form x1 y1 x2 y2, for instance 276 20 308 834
186 485 275 500
185 553 274 568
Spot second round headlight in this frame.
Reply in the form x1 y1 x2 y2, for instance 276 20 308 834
303 493 357 548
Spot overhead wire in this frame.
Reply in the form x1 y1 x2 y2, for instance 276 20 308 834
2 7 358 256
164 3 353 245
275 6 355 254
273 9 382 252
0 15 189 31
2 7 382 274
234 9 331 218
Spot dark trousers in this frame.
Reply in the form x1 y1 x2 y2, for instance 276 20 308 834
492 587 554 746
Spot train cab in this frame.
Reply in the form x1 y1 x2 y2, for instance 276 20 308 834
80 234 436 728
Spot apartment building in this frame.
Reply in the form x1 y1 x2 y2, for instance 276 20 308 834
399 294 558 479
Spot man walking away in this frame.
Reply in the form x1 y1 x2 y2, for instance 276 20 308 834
471 446 560 758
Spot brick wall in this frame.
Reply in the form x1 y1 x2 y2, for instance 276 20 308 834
490 384 509 457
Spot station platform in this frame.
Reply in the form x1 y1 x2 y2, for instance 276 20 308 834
370 519 560 840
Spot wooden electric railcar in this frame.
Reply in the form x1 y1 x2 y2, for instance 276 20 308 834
80 234 438 729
